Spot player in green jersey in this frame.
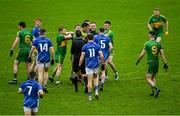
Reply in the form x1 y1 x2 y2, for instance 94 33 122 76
136 31 168 98
9 21 33 84
104 20 119 80
49 26 73 85
148 8 168 42
81 22 90 39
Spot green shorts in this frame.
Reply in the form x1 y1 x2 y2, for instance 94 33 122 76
55 53 66 64
16 50 30 62
154 29 163 38
147 60 159 75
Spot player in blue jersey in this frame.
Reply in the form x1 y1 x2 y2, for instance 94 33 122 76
29 29 54 93
31 18 42 72
18 71 44 116
94 28 113 91
79 33 105 101
32 18 42 39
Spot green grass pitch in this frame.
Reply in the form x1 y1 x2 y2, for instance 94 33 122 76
0 0 180 115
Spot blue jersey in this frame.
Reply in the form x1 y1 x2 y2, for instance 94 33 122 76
94 34 111 60
82 42 101 69
19 80 42 108
32 26 40 39
32 36 53 63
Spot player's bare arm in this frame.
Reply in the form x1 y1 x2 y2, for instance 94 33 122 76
148 23 153 31
29 46 36 58
136 49 146 65
10 37 20 57
79 52 85 67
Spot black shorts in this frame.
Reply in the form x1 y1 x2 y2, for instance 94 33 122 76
73 55 86 74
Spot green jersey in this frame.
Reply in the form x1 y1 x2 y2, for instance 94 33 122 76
104 29 114 44
144 40 163 62
17 29 33 51
149 15 167 31
56 33 67 55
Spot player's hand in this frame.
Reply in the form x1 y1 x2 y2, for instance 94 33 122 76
28 57 32 63
163 63 168 71
10 50 13 57
39 95 43 99
51 59 54 65
165 31 168 36
136 60 140 65
101 64 105 70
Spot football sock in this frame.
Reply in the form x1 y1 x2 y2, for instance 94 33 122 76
88 91 92 97
13 74 17 80
95 86 98 94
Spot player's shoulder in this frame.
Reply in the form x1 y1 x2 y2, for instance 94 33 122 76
160 15 167 19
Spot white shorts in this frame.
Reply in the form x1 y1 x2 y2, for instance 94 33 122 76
36 62 50 68
24 106 38 113
86 68 99 75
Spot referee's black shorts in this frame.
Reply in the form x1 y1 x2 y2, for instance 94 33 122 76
73 55 86 74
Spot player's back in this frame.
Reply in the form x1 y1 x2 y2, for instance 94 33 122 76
18 28 33 50
94 34 110 60
145 40 162 62
71 38 87 56
20 80 42 108
82 42 101 69
33 37 52 63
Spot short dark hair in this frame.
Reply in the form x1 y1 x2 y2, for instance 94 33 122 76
29 71 36 79
81 22 89 28
104 20 111 25
149 31 156 38
87 33 94 40
154 8 160 11
83 19 90 23
40 29 46 35
58 26 65 32
75 30 82 38
99 28 105 33
74 24 80 28
90 22 96 24
19 21 26 28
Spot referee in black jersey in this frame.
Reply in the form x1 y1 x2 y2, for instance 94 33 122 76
71 30 87 92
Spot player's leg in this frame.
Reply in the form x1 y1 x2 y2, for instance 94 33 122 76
155 31 163 43
37 64 44 86
31 107 38 116
49 65 57 83
86 68 93 101
55 54 65 85
55 63 63 85
8 60 20 84
49 53 59 83
25 62 31 79
100 62 107 91
156 37 162 43
108 55 119 80
24 107 32 116
43 63 50 93
93 69 99 99
146 62 160 97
